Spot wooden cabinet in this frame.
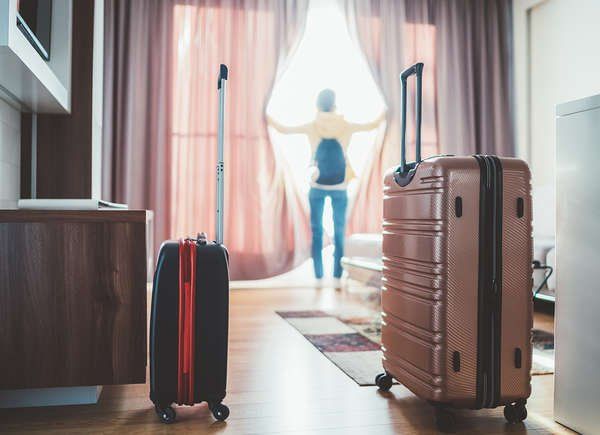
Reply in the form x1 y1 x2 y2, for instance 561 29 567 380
0 210 147 389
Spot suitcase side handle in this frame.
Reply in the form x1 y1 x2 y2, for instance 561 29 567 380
399 62 424 174
216 64 228 245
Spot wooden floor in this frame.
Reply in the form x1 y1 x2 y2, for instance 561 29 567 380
0 287 572 434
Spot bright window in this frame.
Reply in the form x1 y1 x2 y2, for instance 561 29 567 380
266 0 386 196
266 0 386 237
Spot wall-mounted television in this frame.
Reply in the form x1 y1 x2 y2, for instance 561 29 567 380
16 0 52 61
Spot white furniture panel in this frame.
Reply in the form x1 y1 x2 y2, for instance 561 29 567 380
554 94 600 434
0 0 72 112
0 98 20 209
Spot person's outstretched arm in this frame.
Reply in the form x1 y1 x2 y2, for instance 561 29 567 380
267 115 312 135
347 111 386 133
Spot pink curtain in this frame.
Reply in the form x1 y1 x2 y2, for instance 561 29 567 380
434 0 515 156
344 0 437 234
103 0 174 249
345 0 514 234
170 1 310 280
104 0 310 280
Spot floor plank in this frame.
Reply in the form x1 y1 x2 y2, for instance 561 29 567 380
0 287 573 434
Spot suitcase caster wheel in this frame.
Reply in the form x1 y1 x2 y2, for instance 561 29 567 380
375 373 393 391
155 405 176 424
209 402 230 421
435 408 456 433
504 401 527 424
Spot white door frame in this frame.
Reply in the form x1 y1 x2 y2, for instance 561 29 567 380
512 0 548 162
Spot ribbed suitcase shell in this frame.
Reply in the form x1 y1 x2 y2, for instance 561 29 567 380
381 155 533 408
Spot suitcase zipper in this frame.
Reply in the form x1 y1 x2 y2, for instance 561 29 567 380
474 156 503 409
489 156 503 408
474 155 489 409
486 156 495 409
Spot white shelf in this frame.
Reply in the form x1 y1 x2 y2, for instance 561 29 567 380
0 0 72 113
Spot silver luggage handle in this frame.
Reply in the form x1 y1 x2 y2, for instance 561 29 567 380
399 62 423 173
216 64 227 245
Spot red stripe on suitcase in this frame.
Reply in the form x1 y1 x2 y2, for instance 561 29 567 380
188 241 197 404
177 239 197 405
177 240 185 404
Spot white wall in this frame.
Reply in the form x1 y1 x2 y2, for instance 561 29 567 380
0 99 20 208
530 0 600 189
514 0 600 191
91 0 103 199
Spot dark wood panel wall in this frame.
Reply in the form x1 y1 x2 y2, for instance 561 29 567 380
0 211 147 389
20 0 96 199
20 114 32 198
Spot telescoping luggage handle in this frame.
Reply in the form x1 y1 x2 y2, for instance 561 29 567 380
215 64 227 245
397 62 424 182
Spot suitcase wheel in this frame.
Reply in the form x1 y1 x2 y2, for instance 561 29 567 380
434 407 456 433
504 400 527 424
154 404 176 424
209 402 230 421
375 373 393 392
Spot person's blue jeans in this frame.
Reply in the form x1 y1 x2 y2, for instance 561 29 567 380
308 188 348 279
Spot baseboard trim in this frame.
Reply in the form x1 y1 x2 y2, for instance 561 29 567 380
0 386 103 408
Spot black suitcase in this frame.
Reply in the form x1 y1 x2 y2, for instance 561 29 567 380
149 65 230 423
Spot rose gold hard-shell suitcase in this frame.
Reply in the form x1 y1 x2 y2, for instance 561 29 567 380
376 63 533 432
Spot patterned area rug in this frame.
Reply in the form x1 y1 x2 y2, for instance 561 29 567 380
531 329 555 375
277 310 555 386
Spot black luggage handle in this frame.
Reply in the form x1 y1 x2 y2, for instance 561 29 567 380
218 64 228 89
399 62 424 174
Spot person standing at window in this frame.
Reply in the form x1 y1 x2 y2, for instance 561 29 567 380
268 89 384 286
